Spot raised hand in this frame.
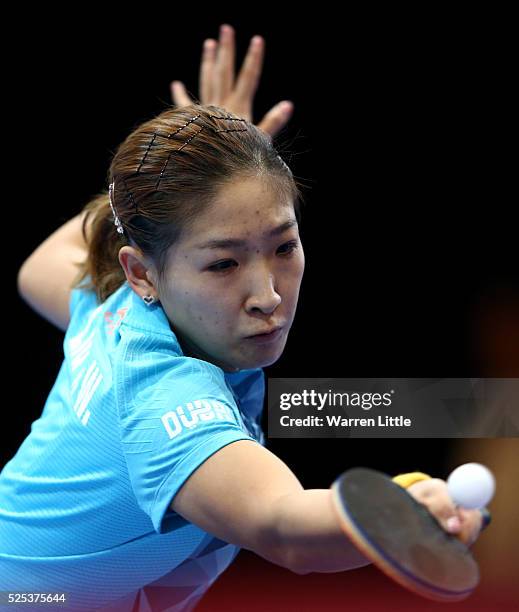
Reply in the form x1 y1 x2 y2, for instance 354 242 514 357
170 24 293 138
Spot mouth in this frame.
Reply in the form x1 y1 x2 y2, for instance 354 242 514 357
246 325 284 338
245 326 285 344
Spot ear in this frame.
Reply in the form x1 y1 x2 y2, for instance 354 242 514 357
118 246 159 300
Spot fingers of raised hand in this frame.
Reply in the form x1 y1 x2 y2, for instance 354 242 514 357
234 35 265 104
171 24 294 135
170 80 193 107
199 39 217 103
257 101 294 139
213 24 235 103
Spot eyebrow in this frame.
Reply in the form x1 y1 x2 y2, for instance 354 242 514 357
195 219 298 250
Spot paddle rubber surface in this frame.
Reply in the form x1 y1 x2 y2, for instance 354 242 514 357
331 468 479 602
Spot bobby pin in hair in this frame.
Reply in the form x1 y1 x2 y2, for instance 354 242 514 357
212 128 248 133
207 114 248 133
137 115 202 173
207 114 247 123
155 126 205 189
136 133 157 174
122 177 139 214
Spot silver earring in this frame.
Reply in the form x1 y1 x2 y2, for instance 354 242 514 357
142 295 157 306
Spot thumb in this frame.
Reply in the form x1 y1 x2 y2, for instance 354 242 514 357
170 81 193 107
445 515 462 533
257 101 294 138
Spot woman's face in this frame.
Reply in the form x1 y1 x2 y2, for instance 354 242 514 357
157 176 305 372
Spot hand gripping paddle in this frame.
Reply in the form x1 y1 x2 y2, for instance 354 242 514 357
331 468 480 602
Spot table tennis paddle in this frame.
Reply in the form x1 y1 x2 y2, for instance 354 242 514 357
331 468 480 602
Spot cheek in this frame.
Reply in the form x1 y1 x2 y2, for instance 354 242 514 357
180 287 236 331
284 254 305 294
162 283 204 326
295 248 306 275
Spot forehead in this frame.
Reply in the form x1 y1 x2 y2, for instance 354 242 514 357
183 177 297 245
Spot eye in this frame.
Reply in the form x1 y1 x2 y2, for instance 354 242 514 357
208 259 238 273
277 240 299 256
207 241 300 274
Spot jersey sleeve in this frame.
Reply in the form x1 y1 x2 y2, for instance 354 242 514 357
115 338 257 534
69 286 83 319
69 280 97 320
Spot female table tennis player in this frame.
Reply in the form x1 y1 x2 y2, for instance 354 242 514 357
0 24 484 611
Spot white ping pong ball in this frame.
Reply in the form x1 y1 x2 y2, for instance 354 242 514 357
447 463 495 509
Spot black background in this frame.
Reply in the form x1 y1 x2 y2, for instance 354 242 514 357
4 11 517 488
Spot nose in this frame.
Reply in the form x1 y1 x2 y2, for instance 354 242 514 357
245 269 282 314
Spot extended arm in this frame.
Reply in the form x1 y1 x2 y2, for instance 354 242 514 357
170 439 370 575
170 441 485 575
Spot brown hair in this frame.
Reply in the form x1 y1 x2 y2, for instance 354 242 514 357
74 104 304 303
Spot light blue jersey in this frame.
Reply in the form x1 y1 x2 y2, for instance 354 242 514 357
0 280 265 611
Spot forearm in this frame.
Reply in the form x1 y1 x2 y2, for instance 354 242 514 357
50 211 90 251
21 212 89 269
17 212 91 331
272 489 371 574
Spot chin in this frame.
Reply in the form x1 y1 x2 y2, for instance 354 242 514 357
239 352 283 370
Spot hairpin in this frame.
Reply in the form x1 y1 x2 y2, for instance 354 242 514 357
108 180 124 234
